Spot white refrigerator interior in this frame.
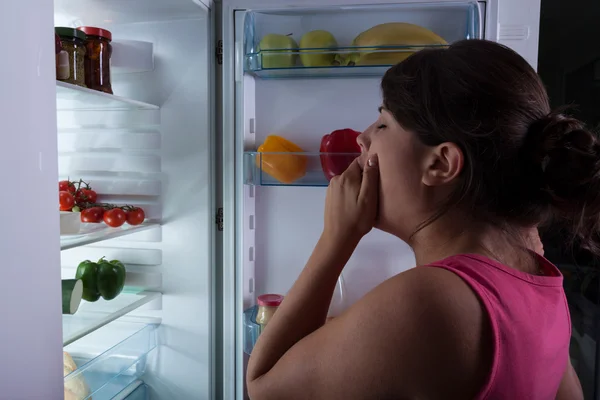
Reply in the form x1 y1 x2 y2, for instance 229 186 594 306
1 0 215 398
220 0 541 399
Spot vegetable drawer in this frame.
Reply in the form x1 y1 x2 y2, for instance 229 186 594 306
64 322 158 400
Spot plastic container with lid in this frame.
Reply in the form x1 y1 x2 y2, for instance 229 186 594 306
256 294 284 331
77 26 113 94
55 27 87 87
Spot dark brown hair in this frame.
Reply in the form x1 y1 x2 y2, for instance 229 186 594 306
381 39 600 253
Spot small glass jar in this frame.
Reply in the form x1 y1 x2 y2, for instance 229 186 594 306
77 26 113 94
55 27 87 88
256 294 284 331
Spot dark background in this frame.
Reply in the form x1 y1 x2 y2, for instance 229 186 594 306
538 0 600 397
539 0 600 126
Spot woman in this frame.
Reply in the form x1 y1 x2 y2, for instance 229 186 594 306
247 39 589 399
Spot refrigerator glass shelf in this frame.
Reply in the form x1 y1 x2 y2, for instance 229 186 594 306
244 151 360 187
64 322 158 400
63 291 161 346
243 2 481 79
245 45 449 79
61 222 158 251
56 81 159 111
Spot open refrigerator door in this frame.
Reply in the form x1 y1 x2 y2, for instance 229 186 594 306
219 0 541 398
54 0 217 397
2 0 216 398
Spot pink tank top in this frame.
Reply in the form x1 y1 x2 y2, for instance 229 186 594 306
424 253 571 400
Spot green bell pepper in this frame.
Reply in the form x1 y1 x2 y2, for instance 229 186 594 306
75 257 126 302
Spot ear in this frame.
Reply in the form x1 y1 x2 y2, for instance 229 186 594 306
421 143 463 187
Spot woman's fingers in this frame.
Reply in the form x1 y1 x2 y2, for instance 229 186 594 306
341 158 363 183
358 154 379 205
323 154 379 244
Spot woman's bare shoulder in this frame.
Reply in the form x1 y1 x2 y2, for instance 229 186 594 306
346 266 492 398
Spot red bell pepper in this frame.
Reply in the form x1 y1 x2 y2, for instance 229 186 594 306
320 128 362 181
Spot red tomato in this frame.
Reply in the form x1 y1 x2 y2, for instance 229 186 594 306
103 208 127 228
75 188 97 204
126 207 145 226
320 129 362 181
81 207 104 223
59 180 76 193
59 191 75 211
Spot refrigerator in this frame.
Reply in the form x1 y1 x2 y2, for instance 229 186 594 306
0 0 541 399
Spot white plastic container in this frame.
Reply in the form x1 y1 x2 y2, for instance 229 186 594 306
60 211 81 235
111 40 154 74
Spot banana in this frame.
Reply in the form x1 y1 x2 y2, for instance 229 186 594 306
337 22 447 66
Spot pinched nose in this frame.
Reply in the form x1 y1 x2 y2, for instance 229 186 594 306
357 153 368 170
357 122 376 152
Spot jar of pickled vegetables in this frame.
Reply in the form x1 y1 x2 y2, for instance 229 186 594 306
77 27 113 94
55 28 87 88
256 294 284 331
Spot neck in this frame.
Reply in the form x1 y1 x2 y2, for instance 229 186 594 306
406 213 538 272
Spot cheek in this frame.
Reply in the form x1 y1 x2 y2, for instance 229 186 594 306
374 142 427 235
375 134 422 187
378 154 422 204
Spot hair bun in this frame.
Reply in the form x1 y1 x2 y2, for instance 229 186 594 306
527 112 594 169
526 111 600 250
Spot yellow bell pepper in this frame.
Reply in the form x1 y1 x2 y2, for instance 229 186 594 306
257 135 307 184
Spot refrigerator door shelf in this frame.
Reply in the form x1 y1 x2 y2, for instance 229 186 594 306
64 322 158 400
244 151 361 187
243 1 481 79
246 45 448 80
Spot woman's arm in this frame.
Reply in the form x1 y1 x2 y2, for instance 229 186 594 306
246 234 357 383
556 359 583 400
247 158 380 397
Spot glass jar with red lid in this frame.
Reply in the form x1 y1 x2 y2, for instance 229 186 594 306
77 26 113 94
255 294 284 332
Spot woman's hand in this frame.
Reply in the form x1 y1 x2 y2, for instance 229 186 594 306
323 155 379 247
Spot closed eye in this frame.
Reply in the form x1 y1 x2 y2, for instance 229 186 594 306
377 124 386 129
